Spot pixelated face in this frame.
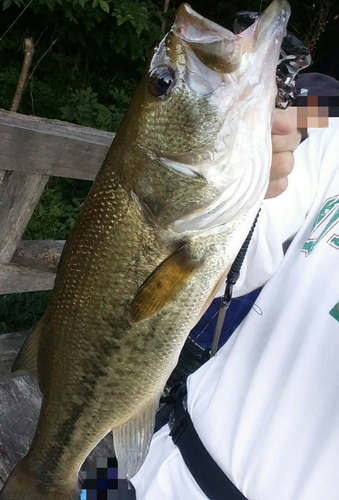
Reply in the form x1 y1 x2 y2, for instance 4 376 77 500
295 95 339 129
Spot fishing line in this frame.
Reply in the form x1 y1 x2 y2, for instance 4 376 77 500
194 310 219 340
0 0 34 43
194 297 262 341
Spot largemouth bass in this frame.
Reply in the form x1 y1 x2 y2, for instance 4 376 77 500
0 1 289 498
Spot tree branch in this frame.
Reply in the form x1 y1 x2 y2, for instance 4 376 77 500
161 0 171 32
24 36 59 93
10 37 34 113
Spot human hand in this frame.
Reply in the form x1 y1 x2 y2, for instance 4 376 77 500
265 107 301 199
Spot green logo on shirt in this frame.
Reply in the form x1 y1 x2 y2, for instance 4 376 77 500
329 302 339 322
302 196 339 256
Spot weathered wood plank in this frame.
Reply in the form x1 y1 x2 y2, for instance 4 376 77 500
12 239 64 270
0 375 41 484
0 109 113 181
0 331 30 380
0 171 48 264
0 261 56 295
0 375 114 488
0 240 65 295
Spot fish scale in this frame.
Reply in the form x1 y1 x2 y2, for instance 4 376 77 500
137 88 222 154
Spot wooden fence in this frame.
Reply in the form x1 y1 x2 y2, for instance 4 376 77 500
0 109 116 487
0 108 114 294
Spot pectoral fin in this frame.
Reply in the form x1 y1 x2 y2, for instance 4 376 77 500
131 246 201 322
112 394 161 479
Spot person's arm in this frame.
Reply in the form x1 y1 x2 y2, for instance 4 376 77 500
233 107 318 296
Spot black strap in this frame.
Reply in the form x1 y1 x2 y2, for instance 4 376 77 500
210 210 261 356
169 385 247 500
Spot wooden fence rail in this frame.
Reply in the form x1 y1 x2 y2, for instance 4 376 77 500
0 109 113 180
0 108 114 295
0 109 116 487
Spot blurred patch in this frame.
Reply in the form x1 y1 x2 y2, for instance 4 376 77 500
295 96 339 128
81 457 135 500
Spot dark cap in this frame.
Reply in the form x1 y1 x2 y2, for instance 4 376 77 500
296 72 339 96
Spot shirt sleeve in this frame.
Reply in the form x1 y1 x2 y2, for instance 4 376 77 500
232 130 320 297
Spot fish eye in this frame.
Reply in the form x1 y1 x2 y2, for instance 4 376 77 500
149 66 175 97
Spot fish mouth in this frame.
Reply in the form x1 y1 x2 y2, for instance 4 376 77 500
250 0 291 49
172 3 243 73
149 0 290 100
171 0 290 74
149 0 290 102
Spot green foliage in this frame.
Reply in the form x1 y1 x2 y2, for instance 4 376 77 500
112 1 159 35
60 83 135 130
24 177 91 240
0 0 163 122
0 291 51 335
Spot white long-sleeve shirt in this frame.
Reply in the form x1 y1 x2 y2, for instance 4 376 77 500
132 127 339 500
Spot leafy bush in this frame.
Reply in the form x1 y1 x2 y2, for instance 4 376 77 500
0 0 164 122
24 178 91 240
60 83 135 130
0 291 51 335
